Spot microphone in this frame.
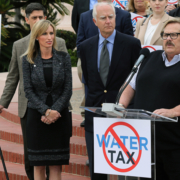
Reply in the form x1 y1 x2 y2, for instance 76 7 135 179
132 48 150 71
115 48 150 104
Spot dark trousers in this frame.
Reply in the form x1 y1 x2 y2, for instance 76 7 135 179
85 131 107 180
140 149 180 180
20 114 34 180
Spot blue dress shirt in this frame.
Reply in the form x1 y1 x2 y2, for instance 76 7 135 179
97 30 116 71
90 0 98 10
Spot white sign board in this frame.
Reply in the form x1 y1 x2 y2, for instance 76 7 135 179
130 12 143 35
112 0 127 9
94 118 151 178
142 45 163 52
168 0 178 5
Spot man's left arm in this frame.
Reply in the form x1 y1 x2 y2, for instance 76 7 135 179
121 12 133 36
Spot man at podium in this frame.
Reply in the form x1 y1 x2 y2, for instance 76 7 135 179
119 19 180 180
80 2 141 180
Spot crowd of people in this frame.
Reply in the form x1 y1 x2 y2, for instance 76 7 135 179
1 0 180 180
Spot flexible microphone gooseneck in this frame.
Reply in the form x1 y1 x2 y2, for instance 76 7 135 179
115 48 150 105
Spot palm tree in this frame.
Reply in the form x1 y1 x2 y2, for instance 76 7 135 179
0 0 15 24
1 24 9 46
12 0 74 16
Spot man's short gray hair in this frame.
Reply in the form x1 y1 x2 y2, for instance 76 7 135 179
92 2 115 20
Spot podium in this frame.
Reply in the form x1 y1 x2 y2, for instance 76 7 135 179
81 103 178 180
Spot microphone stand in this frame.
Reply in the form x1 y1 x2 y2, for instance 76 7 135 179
0 147 9 180
115 66 139 105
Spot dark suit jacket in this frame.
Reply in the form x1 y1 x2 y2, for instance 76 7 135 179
169 7 180 17
72 0 90 33
80 31 141 132
77 7 133 57
22 49 72 115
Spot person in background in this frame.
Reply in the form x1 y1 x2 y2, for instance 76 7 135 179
76 0 133 58
72 0 96 128
80 2 141 179
165 4 176 14
169 1 180 16
0 3 67 180
22 19 72 180
135 0 174 46
126 0 149 17
119 19 180 180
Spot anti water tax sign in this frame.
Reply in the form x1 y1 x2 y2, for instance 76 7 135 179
94 118 151 178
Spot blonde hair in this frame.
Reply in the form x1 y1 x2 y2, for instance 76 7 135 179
22 20 57 64
127 0 149 13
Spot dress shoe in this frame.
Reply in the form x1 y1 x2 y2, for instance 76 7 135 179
86 159 89 166
80 120 85 127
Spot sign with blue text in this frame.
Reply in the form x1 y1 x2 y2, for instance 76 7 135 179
130 13 143 35
94 118 151 178
112 0 127 9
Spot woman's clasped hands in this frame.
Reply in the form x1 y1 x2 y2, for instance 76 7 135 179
41 109 61 125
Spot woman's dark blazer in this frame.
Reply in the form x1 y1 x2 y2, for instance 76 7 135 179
22 48 72 115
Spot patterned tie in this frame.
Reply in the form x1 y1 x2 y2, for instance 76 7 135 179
99 39 109 86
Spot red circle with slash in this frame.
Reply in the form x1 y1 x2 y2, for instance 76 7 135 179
143 46 156 51
102 122 142 172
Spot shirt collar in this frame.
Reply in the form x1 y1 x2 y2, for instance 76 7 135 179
162 51 180 67
99 29 116 46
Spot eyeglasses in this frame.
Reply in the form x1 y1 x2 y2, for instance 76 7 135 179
161 32 180 40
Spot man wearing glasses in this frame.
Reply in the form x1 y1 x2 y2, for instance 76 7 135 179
119 19 180 180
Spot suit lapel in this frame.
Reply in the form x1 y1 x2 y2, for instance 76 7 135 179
139 15 151 44
150 13 169 45
106 32 124 86
52 49 61 88
23 34 31 52
33 51 47 90
90 35 104 86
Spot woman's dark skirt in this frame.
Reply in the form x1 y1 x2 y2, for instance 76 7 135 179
26 107 70 166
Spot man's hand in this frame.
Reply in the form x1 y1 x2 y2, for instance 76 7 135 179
165 5 176 13
0 105 4 113
153 108 176 118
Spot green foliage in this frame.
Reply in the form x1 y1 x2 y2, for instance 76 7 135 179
0 0 13 14
0 27 29 72
68 49 78 67
1 24 9 46
56 29 77 50
12 0 74 16
46 5 60 26
0 0 75 72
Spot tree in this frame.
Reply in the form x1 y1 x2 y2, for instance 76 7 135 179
12 0 74 16
1 24 9 46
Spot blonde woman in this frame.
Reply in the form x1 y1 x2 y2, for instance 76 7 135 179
22 20 72 180
135 0 175 46
127 0 149 16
